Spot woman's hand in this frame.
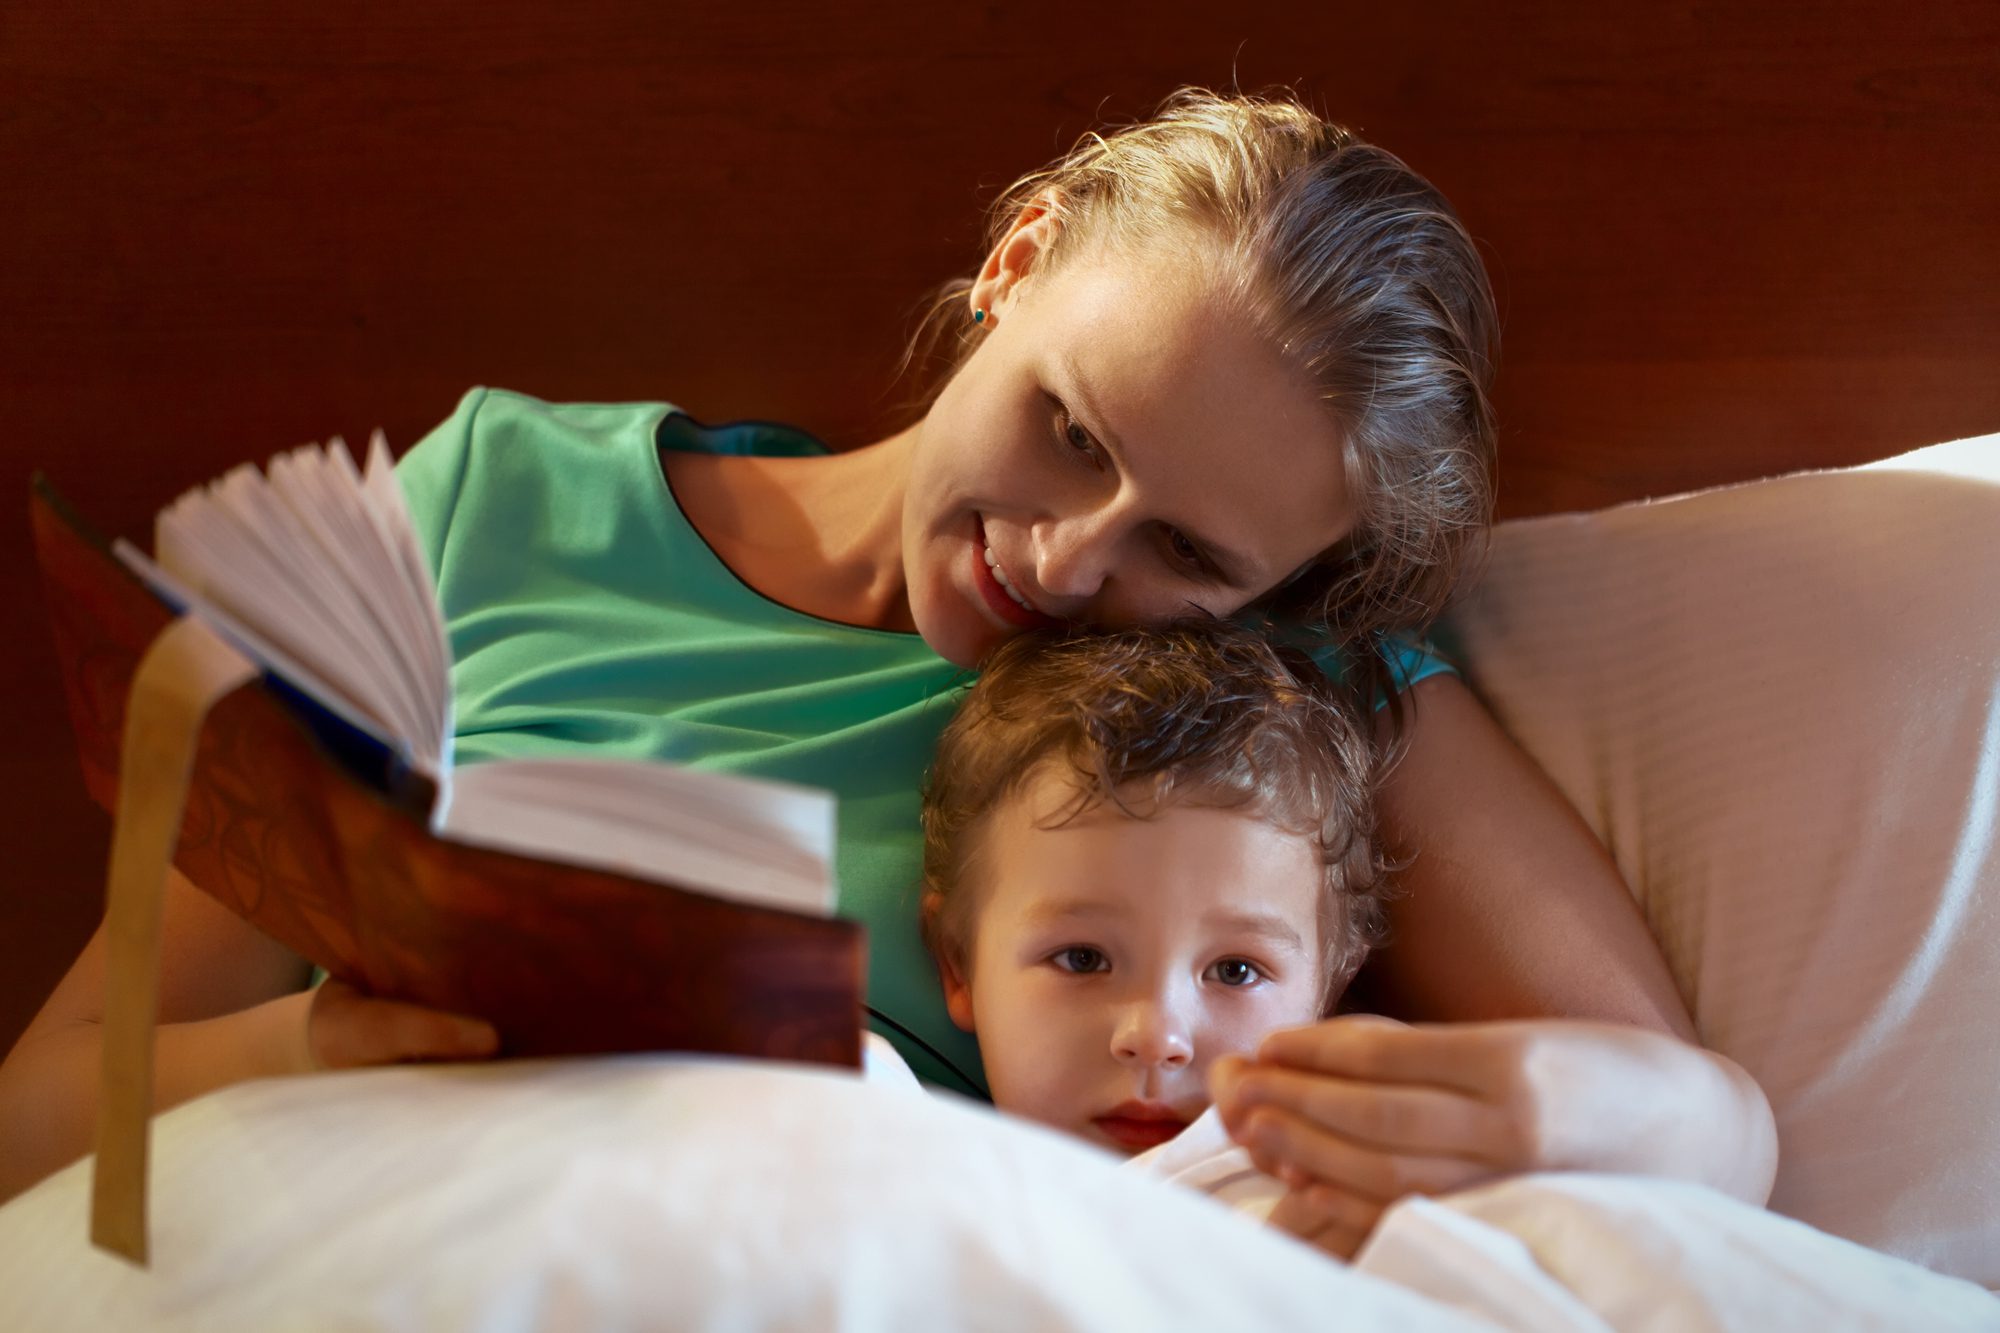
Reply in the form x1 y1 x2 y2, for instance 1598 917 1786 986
1212 1015 1778 1258
303 978 500 1071
1264 1177 1395 1262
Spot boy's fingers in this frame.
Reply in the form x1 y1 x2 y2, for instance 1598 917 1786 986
1223 1063 1515 1160
1235 1104 1495 1202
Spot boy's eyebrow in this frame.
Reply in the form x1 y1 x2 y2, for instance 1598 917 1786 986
1018 900 1312 954
1017 898 1117 928
1204 909 1310 954
1052 353 1256 588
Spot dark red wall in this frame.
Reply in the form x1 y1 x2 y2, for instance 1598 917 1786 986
5 2 1997 1051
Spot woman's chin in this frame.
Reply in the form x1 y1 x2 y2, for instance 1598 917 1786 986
910 593 1012 670
906 621 983 671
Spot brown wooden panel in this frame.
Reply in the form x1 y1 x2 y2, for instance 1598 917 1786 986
6 1 1997 1051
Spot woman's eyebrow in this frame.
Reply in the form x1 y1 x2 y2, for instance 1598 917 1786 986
1055 355 1258 587
1056 352 1129 458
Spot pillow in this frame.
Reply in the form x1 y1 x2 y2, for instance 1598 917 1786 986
1440 434 2000 1286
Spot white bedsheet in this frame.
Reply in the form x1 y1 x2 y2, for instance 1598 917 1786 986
1 1058 1992 1331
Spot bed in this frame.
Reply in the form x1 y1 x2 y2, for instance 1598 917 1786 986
4 4 1998 1328
3 435 1996 1329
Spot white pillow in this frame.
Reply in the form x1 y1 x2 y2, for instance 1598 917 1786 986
1441 435 2000 1286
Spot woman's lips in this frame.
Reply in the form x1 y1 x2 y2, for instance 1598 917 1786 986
970 519 1060 631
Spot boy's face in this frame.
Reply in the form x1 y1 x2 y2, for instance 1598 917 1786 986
940 767 1327 1155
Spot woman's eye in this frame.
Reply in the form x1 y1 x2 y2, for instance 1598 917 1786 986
1052 946 1108 974
1210 958 1262 987
1166 529 1204 572
1054 406 1103 465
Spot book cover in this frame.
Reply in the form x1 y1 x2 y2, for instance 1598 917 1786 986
30 475 864 1069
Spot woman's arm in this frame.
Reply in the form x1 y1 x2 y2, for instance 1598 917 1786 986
1219 1016 1778 1258
1362 673 1694 1038
1212 674 1777 1256
0 867 497 1203
0 868 308 1200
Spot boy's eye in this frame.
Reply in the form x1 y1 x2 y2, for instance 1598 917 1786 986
1052 946 1109 974
1209 958 1262 987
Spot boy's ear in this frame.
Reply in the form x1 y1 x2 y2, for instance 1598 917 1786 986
922 891 977 1033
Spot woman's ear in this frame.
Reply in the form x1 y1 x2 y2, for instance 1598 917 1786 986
969 192 1061 324
923 891 977 1033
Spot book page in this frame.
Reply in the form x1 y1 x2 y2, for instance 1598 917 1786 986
149 438 450 778
359 433 453 763
442 759 836 918
257 448 434 747
115 543 408 765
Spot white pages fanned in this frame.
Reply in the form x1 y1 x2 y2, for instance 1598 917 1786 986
114 434 834 918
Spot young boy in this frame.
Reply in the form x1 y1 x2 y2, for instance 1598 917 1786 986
912 620 1389 1246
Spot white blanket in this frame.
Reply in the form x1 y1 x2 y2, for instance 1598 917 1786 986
1 1058 1993 1331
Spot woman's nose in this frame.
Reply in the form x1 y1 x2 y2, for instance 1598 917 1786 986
1031 510 1119 604
1111 994 1194 1070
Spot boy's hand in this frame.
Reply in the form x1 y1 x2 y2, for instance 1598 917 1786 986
303 978 501 1071
1212 1014 1772 1245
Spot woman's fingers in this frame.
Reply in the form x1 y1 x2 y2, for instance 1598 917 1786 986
1267 1181 1384 1262
308 979 501 1070
1219 1061 1520 1162
1233 1102 1498 1203
1255 1015 1516 1096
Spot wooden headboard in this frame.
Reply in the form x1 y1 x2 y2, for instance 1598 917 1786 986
5 2 1996 1049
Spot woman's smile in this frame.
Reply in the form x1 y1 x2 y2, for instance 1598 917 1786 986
971 516 1061 631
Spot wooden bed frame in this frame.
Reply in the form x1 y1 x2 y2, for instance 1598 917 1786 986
5 2 1996 1050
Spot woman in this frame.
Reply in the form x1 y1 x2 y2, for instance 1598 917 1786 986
0 90 1775 1226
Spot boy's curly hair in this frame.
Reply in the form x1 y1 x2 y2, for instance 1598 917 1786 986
920 621 1390 1007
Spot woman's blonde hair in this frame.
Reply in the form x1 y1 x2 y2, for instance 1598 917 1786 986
907 88 1498 728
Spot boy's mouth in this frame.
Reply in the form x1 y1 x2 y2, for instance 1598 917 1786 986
1092 1100 1192 1152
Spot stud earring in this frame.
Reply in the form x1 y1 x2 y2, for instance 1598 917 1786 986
972 307 988 325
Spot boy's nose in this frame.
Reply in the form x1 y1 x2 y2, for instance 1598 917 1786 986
1111 997 1194 1070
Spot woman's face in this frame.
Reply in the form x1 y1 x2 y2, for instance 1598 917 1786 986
902 233 1355 669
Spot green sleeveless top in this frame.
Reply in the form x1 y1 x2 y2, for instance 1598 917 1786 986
395 386 1453 1096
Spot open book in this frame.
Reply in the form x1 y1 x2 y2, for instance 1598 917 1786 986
32 439 862 1069
137 433 837 921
